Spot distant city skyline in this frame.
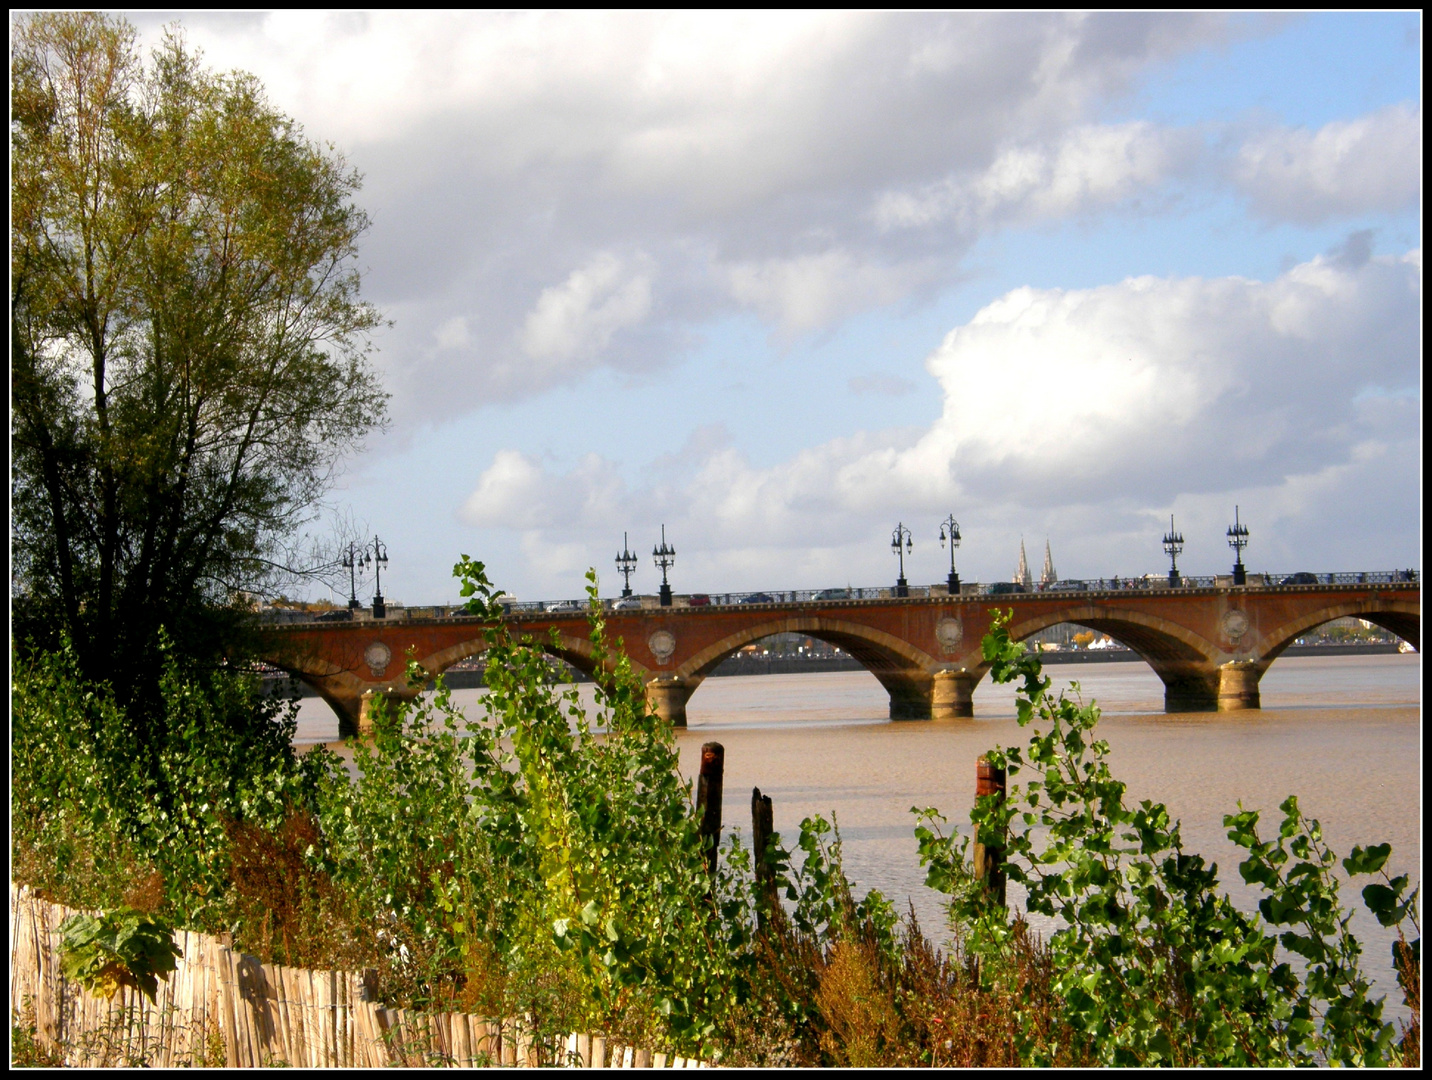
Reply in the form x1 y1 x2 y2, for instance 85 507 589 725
126 12 1421 604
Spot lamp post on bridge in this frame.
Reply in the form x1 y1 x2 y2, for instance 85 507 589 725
615 532 638 597
368 535 389 618
1162 514 1184 587
939 514 961 594
653 525 676 607
342 540 368 611
891 522 913 598
1227 506 1249 586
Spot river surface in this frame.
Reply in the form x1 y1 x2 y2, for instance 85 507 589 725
292 653 1421 1027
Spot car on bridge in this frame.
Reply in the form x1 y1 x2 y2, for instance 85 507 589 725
546 599 582 612
987 582 1027 595
1281 572 1320 585
1044 580 1086 592
687 594 712 606
740 592 776 604
610 596 642 610
814 587 852 600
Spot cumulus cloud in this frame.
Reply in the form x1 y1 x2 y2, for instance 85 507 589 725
130 12 1247 424
1234 103 1422 224
461 249 1420 588
459 450 626 530
518 253 652 367
874 121 1201 231
720 251 939 335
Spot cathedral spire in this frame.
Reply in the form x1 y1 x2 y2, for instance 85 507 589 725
1015 537 1031 587
1041 539 1057 585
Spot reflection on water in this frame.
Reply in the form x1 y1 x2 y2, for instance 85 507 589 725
291 653 1420 1025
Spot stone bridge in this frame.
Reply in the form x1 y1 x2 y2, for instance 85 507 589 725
259 582 1419 737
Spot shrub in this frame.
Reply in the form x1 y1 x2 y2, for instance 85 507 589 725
914 610 1421 1067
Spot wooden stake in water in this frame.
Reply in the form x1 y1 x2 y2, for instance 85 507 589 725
751 787 776 923
972 756 1007 909
696 742 725 877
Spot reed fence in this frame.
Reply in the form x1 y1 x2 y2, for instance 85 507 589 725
10 885 713 1068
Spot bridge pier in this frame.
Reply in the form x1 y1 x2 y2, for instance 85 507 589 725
646 677 701 727
1217 661 1263 711
323 686 423 740
932 670 976 719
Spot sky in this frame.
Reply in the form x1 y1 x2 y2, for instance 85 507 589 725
127 12 1422 605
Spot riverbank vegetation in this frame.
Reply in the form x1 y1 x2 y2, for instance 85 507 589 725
12 559 1420 1066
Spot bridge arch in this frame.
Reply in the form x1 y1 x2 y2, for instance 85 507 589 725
659 615 942 723
1001 605 1227 713
1251 597 1420 663
415 629 620 686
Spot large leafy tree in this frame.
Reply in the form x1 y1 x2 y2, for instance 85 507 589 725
12 13 388 706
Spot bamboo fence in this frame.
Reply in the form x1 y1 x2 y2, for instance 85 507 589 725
10 885 714 1068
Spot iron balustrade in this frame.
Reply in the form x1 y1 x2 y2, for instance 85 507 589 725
252 570 1418 623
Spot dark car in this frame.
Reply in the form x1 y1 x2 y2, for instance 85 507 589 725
1281 572 1320 586
740 592 775 604
814 587 852 600
314 608 353 622
987 582 1027 595
687 594 712 606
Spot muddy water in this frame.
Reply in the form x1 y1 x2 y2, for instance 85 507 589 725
292 653 1421 1025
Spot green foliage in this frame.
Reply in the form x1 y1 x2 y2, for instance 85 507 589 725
59 908 181 1003
914 611 1419 1067
11 11 387 699
15 585 1417 1067
307 558 738 1055
11 635 318 928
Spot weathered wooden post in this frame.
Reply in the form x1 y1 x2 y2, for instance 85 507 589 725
972 756 1007 908
751 787 776 924
696 742 724 878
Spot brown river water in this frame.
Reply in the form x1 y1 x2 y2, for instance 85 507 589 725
293 653 1421 1026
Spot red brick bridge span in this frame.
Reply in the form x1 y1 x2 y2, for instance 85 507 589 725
261 582 1419 737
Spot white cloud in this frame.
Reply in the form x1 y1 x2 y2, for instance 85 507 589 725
460 249 1420 588
721 251 937 335
459 450 626 531
433 316 471 349
518 253 652 367
874 121 1200 231
1234 103 1422 224
130 12 1246 422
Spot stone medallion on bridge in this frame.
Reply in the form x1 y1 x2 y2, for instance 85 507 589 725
935 617 964 654
1221 609 1250 644
363 641 392 677
648 630 676 665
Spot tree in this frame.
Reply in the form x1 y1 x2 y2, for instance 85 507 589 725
11 13 388 707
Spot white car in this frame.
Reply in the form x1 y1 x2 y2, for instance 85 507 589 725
611 596 642 610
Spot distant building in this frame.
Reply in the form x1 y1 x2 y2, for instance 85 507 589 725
1015 538 1032 587
1041 539 1057 585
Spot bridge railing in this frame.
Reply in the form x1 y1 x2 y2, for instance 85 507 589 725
250 570 1419 623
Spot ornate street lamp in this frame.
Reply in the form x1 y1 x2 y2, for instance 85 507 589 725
939 514 961 593
891 522 913 598
1226 506 1249 586
652 525 676 607
1162 514 1184 587
615 532 639 597
369 535 389 618
342 539 368 610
